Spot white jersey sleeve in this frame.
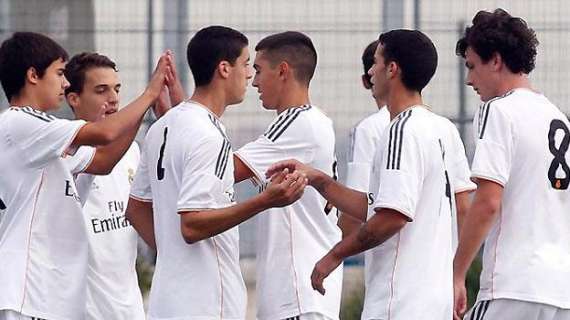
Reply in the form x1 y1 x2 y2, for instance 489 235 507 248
177 135 234 211
64 146 96 175
6 107 86 168
471 100 513 186
346 122 376 192
373 110 420 220
130 141 152 202
236 106 315 183
446 122 476 193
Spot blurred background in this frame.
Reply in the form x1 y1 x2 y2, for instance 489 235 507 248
0 0 567 318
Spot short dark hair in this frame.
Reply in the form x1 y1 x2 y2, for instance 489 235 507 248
456 8 538 74
255 31 317 85
378 29 437 93
187 25 248 87
362 40 379 85
0 32 69 101
65 52 117 95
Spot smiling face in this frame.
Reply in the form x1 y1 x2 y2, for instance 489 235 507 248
252 50 283 110
34 58 70 111
67 66 121 122
464 46 501 102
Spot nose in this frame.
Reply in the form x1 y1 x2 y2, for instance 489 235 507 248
62 75 70 89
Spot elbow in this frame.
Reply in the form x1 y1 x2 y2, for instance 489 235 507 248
477 196 502 218
181 225 205 244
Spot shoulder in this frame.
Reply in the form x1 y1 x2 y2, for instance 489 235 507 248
263 105 313 142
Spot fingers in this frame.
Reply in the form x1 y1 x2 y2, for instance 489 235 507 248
310 267 326 295
266 160 298 178
268 168 288 184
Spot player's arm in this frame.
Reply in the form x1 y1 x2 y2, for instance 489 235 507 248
338 212 365 238
69 53 170 150
455 190 472 237
126 197 156 249
180 169 307 243
233 155 255 183
266 159 368 218
453 179 503 316
312 207 408 294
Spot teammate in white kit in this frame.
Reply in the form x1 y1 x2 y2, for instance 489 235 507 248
453 9 570 320
0 32 170 320
267 29 463 319
233 31 342 320
126 26 307 320
64 52 177 320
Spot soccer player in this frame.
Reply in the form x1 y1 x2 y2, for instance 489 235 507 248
453 9 570 320
64 52 172 320
340 40 390 235
267 29 466 319
125 26 307 320
233 31 342 320
0 32 169 320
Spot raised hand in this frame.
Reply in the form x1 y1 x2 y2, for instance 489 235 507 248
262 168 308 208
152 85 171 119
265 159 318 185
145 52 171 100
164 51 186 106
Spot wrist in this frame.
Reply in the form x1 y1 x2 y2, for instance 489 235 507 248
310 170 329 191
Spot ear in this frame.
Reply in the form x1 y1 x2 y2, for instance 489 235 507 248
386 61 398 79
278 61 289 80
361 74 372 89
26 67 40 85
491 52 503 72
217 61 231 79
66 92 80 110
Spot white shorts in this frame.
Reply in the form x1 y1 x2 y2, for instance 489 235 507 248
282 312 333 320
464 299 570 320
0 310 45 320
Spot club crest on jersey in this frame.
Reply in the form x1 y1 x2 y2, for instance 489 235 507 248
128 168 135 184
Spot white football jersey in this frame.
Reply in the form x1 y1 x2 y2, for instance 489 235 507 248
235 105 342 320
130 101 246 320
345 107 390 192
362 106 455 320
0 107 94 320
471 88 570 308
73 144 144 320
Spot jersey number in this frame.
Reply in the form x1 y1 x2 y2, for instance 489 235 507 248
323 161 338 215
0 198 5 210
547 119 570 190
157 127 168 181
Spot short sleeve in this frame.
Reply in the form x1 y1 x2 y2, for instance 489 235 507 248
471 102 513 186
446 124 476 193
130 144 152 202
235 120 314 183
63 146 96 175
5 108 86 168
373 118 422 221
346 123 377 192
177 136 233 211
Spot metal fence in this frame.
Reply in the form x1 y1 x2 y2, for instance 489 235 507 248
1 0 569 256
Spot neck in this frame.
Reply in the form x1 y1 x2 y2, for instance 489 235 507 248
275 83 310 114
10 90 54 112
385 87 423 120
495 73 532 97
190 86 227 118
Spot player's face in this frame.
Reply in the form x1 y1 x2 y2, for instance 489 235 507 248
227 46 252 105
368 44 389 101
252 50 282 110
71 67 121 122
35 58 70 111
464 46 500 102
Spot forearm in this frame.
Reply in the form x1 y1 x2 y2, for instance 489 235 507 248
453 198 499 278
331 209 406 259
338 212 365 238
311 171 368 217
86 117 142 175
455 191 472 237
126 198 156 250
181 193 271 243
